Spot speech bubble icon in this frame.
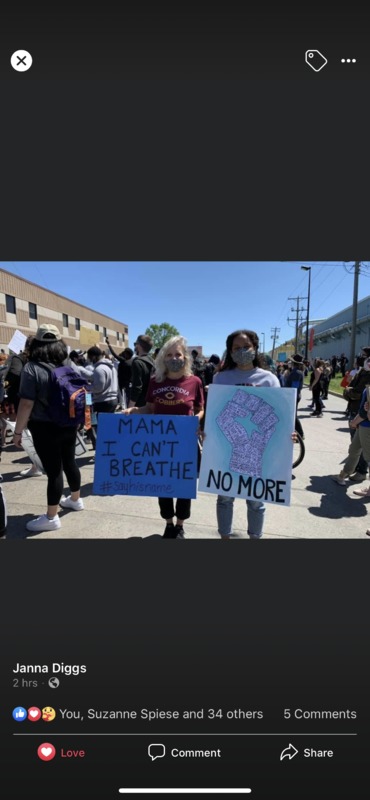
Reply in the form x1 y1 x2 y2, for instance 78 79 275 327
148 743 166 761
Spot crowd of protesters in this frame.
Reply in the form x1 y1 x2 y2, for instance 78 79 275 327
1 329 370 538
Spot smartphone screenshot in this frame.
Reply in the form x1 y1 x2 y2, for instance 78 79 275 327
0 7 369 799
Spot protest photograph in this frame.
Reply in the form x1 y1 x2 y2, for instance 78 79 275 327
0 260 369 539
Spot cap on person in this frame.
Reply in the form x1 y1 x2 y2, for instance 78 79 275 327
70 349 86 359
361 346 370 356
291 353 304 364
34 324 62 342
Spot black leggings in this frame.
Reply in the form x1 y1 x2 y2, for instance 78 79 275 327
28 421 80 506
312 385 322 415
158 498 191 521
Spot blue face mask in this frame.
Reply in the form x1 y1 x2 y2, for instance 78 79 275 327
231 348 255 366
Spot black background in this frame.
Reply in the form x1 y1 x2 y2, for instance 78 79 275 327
0 5 369 799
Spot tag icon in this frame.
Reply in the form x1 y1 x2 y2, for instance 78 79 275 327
305 50 328 72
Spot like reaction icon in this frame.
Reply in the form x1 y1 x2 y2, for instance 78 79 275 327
12 707 27 722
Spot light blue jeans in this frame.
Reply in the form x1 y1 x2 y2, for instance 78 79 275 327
217 495 265 539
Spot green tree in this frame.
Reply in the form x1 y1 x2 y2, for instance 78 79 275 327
145 323 181 350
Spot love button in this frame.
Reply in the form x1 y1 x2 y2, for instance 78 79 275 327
61 748 86 759
37 743 56 761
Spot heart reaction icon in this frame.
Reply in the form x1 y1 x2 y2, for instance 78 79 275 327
28 707 42 722
37 743 56 761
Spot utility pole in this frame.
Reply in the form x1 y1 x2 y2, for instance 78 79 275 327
260 332 265 353
301 265 312 361
349 261 361 368
287 296 305 354
271 327 280 359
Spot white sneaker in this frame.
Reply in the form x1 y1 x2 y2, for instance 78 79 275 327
331 473 348 486
59 496 84 511
26 514 61 532
20 466 43 477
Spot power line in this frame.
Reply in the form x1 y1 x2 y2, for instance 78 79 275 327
312 271 352 314
287 296 306 353
271 327 280 359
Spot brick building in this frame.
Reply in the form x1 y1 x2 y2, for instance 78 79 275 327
0 268 128 353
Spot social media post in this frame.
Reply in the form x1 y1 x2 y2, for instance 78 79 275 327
0 261 370 541
2 541 367 798
1 7 370 800
0 262 368 797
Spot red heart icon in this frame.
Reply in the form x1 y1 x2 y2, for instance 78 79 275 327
28 707 41 722
37 743 56 761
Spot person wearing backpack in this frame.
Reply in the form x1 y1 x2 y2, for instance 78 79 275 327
13 324 85 533
128 335 154 409
3 338 33 412
3 335 46 478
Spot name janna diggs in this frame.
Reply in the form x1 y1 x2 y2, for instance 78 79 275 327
13 663 87 675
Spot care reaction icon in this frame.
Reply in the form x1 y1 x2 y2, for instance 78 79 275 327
12 707 27 722
37 743 56 762
305 50 328 72
42 706 56 722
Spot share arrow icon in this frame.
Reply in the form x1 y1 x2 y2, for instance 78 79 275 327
280 743 299 761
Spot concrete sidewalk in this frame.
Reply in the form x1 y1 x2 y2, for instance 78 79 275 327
1 387 369 539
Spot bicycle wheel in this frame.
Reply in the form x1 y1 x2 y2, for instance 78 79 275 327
292 432 305 469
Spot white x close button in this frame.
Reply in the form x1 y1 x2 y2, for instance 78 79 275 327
11 50 33 72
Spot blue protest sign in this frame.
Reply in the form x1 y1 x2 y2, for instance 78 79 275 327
93 414 198 498
198 386 296 506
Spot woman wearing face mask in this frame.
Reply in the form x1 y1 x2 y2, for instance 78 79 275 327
213 329 280 540
123 336 204 538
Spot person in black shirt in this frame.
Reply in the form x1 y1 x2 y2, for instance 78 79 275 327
128 334 154 409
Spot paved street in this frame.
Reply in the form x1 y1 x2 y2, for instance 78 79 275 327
1 386 369 539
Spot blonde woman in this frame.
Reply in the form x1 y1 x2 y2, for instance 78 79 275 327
123 336 204 538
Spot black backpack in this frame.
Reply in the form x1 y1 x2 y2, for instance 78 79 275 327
117 359 132 391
